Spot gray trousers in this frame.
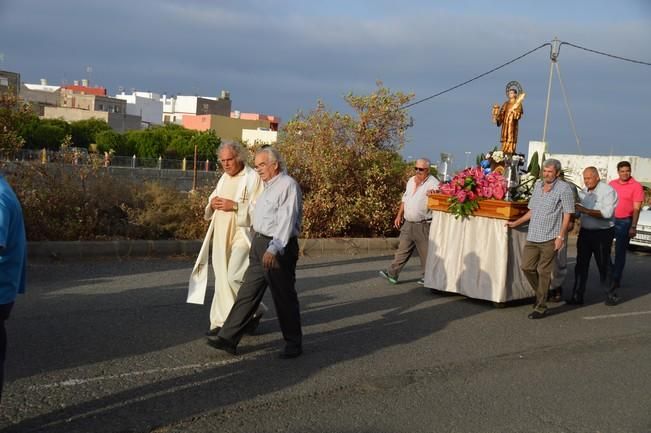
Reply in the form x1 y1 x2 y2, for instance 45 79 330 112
218 234 302 349
387 220 430 278
550 242 568 289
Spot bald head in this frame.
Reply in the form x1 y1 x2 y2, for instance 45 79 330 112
583 166 600 190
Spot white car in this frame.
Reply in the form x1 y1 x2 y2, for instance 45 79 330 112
630 205 651 249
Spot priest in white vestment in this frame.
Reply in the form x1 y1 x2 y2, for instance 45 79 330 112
187 142 266 335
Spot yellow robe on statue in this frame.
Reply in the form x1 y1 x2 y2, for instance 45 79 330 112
497 99 523 154
187 165 264 329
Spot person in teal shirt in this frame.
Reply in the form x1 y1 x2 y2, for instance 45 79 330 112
0 175 27 402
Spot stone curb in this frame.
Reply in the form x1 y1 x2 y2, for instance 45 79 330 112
28 238 400 261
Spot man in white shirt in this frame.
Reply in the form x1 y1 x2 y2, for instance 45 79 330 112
207 147 304 359
568 166 618 305
380 158 439 285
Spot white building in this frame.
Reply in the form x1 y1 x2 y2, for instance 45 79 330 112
114 91 163 127
161 91 231 125
242 127 278 146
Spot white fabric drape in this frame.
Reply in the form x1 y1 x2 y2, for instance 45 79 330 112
187 166 262 306
424 211 533 303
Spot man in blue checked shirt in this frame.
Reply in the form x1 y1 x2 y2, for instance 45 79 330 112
506 159 575 319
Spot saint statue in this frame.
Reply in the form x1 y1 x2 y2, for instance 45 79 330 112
492 81 525 154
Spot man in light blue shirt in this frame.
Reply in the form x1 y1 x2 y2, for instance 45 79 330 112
0 175 27 401
568 167 618 305
208 147 304 359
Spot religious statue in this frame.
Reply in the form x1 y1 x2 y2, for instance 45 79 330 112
491 81 525 154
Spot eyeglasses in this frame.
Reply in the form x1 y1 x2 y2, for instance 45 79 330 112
414 167 428 172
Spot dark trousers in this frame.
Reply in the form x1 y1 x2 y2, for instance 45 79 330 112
575 227 615 296
219 235 302 349
0 302 14 403
387 220 430 278
611 217 632 285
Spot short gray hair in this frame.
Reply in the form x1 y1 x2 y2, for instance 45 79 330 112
217 141 246 165
416 157 431 167
256 146 286 172
542 158 562 173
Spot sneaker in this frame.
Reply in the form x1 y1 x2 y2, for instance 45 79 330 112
379 270 398 284
417 278 425 285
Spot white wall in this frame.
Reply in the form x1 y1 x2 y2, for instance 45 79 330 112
115 92 163 126
174 96 198 114
527 141 650 187
242 128 278 146
547 153 650 187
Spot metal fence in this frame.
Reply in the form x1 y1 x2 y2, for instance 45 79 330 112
3 149 220 173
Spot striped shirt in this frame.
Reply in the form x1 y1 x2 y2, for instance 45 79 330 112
527 179 575 242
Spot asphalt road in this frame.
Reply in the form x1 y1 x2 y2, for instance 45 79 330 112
1 246 650 433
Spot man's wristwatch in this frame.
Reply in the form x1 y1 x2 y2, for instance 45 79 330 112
556 235 565 241
233 202 238 212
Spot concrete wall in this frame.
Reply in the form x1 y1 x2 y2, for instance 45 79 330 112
547 153 651 187
20 84 60 115
43 107 142 133
183 115 272 141
242 128 278 145
107 113 143 133
44 106 109 123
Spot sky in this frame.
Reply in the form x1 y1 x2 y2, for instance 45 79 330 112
1 0 650 170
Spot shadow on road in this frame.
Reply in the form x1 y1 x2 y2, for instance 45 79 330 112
4 274 486 432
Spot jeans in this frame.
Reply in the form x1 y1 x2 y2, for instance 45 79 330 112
611 217 631 285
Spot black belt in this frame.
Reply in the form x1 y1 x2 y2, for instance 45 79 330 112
406 219 432 224
253 232 298 242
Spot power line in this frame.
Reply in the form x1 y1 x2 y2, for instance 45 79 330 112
560 42 651 66
402 40 650 111
402 43 551 109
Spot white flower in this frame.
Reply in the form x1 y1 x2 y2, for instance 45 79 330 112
491 151 504 163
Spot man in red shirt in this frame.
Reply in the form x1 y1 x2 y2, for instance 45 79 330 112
608 161 645 305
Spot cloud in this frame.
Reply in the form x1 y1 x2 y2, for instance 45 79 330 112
1 0 649 164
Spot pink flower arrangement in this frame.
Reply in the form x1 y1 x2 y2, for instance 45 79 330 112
437 167 507 218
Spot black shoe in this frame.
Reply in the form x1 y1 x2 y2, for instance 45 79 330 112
244 313 263 335
528 310 548 320
548 287 563 302
205 327 222 337
565 293 584 305
278 345 302 359
206 337 237 355
605 293 620 306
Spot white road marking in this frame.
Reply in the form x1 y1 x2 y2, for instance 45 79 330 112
28 356 246 390
582 310 651 320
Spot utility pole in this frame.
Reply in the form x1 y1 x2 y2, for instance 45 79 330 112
542 37 561 143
